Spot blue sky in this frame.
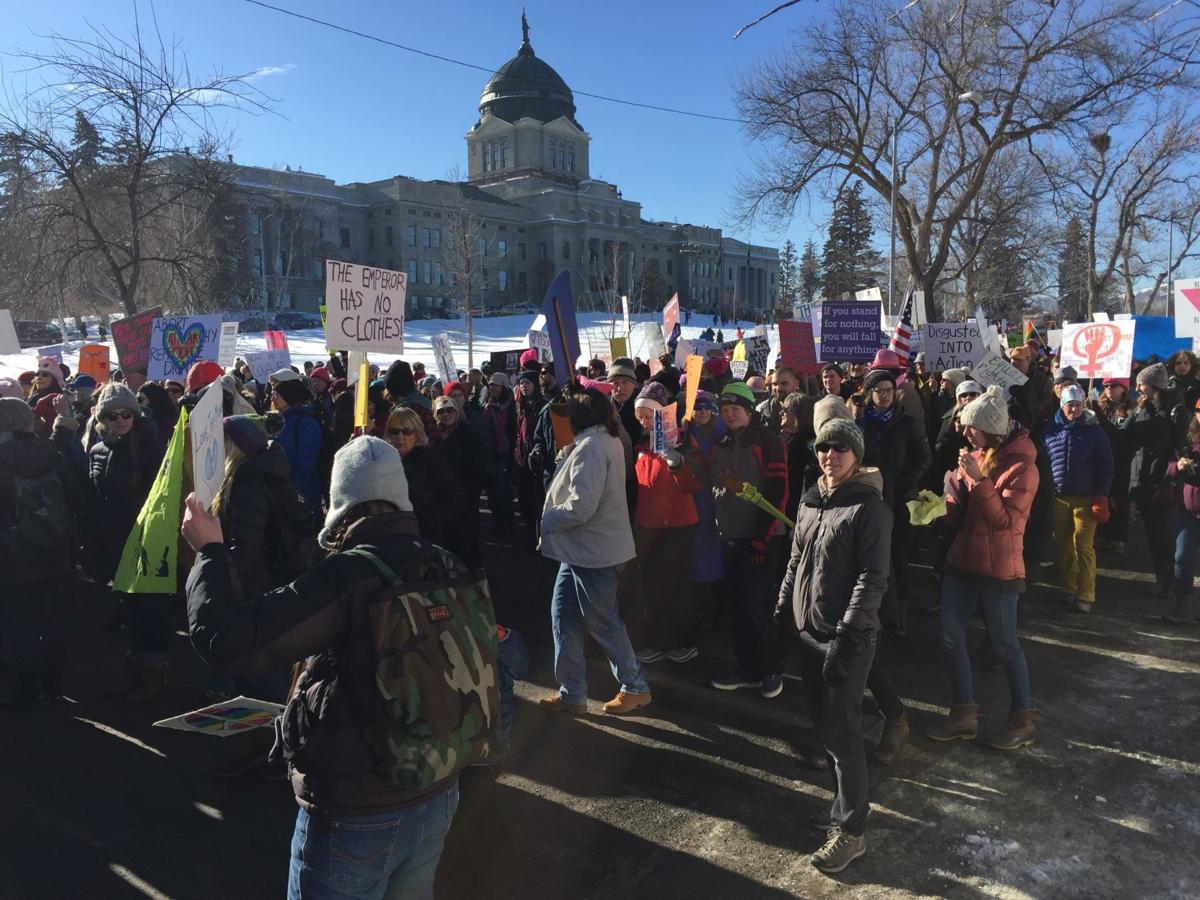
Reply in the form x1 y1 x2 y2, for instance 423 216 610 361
3 0 831 254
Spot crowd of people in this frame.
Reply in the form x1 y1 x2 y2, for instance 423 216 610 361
1 329 1198 890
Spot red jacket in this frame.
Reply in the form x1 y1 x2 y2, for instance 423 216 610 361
944 427 1039 584
634 448 700 529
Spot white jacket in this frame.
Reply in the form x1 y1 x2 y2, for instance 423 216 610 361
539 425 635 569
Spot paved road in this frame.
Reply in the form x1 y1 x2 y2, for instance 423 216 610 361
3 524 1199 899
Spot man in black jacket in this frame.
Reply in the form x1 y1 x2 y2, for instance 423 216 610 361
435 395 487 569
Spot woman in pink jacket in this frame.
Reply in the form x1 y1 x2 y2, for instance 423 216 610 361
929 386 1040 751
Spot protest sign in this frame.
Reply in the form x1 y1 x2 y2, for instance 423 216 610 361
154 696 285 737
661 402 678 448
551 407 574 449
674 338 722 368
217 322 239 368
855 287 883 302
652 407 666 454
36 345 63 362
663 294 680 342
1175 278 1200 338
629 320 666 363
1060 320 1136 379
621 295 630 338
490 349 527 380
147 315 222 381
0 309 18 354
1046 329 1063 351
971 351 1029 391
354 357 370 428
111 306 162 374
684 355 703 420
324 259 407 354
743 335 771 373
264 330 288 351
542 271 580 382
77 344 111 383
820 301 883 360
431 333 457 384
922 322 988 371
527 329 552 361
244 348 292 385
730 360 749 380
189 380 225 510
777 320 820 374
610 337 628 359
346 350 367 387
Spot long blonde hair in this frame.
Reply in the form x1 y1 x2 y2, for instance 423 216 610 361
210 441 248 521
385 406 429 447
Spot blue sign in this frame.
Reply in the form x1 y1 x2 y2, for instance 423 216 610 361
1131 316 1189 363
542 271 580 380
819 301 884 361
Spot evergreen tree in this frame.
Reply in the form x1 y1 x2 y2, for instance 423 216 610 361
1058 217 1089 323
71 112 103 168
777 239 798 308
800 239 820 302
821 181 881 298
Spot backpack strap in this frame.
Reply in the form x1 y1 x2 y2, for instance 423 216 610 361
341 547 401 584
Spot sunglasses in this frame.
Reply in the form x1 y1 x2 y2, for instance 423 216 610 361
435 408 457 416
387 427 416 437
104 411 135 422
815 442 851 454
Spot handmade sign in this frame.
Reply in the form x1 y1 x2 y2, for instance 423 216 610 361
730 360 749 380
189 381 225 510
431 333 457 384
490 350 528 380
244 348 293 384
651 403 679 454
0 309 18 354
1060 321 1136 379
663 294 680 342
153 696 285 737
777 320 820 374
922 322 988 372
324 259 407 354
147 315 223 381
971 351 1029 391
111 306 162 373
264 330 288 351
217 322 239 368
527 329 553 361
820 301 883 360
35 346 63 362
629 321 666 363
855 287 883 302
743 335 771 373
77 344 111 383
610 337 628 359
1175 278 1200 338
674 338 722 368
684 355 703 420
542 271 580 383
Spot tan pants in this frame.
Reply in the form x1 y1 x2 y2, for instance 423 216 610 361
1054 496 1098 604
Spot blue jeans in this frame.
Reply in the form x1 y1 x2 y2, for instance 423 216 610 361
551 562 649 703
1173 511 1200 600
939 572 1031 711
287 782 460 900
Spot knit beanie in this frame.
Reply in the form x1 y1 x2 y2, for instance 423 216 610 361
693 389 716 411
0 377 24 399
0 397 34 433
1060 385 1086 407
960 385 1009 436
36 357 65 390
271 367 301 383
489 371 510 388
274 378 311 407
319 436 413 548
1136 363 1169 391
606 362 637 383
95 382 141 418
956 380 983 398
812 395 854 433
1054 365 1078 385
223 414 281 456
941 368 968 388
718 381 756 414
384 360 417 398
863 369 897 394
70 374 98 391
634 381 670 411
186 361 225 395
444 380 464 397
814 417 865 462
520 349 539 369
310 366 331 386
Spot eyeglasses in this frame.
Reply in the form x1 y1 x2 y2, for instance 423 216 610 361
870 387 895 397
435 408 457 416
815 442 851 454
387 427 416 437
103 411 134 422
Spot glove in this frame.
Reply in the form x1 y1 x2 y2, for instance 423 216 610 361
772 602 792 629
1090 496 1110 525
662 449 683 470
528 447 544 473
749 539 766 566
821 628 861 687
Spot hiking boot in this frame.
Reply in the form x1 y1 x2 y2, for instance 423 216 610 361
539 694 586 715
125 663 169 704
1163 598 1195 625
667 646 698 663
760 673 784 699
636 648 666 664
928 704 980 742
810 827 866 874
873 712 909 765
602 691 652 715
709 671 761 691
988 709 1037 751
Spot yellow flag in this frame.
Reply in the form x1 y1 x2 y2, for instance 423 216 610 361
732 341 747 361
354 356 370 428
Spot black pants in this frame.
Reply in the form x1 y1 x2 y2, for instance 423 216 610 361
720 539 783 680
633 526 695 651
891 506 913 609
798 629 878 836
867 639 904 720
443 507 482 571
1136 491 1174 582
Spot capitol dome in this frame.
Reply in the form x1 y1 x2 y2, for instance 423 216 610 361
479 15 579 127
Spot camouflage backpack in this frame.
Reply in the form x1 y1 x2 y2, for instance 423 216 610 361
341 545 501 791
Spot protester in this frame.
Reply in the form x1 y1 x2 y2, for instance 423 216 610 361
1126 363 1177 597
820 363 852 401
513 368 547 548
757 366 799 432
482 372 517 538
931 386 1038 750
681 390 725 625
434 395 487 569
386 406 463 546
270 369 324 517
1093 378 1135 553
1167 398 1200 623
137 382 178 444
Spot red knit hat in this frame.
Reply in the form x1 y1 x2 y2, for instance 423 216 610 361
185 360 225 394
444 380 464 397
310 365 331 385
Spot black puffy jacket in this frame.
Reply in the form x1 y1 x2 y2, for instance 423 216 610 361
0 432 85 583
862 407 931 505
401 445 465 545
777 467 892 636
87 414 164 581
1126 402 1175 494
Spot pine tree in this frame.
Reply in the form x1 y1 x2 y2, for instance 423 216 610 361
777 239 798 308
1058 217 1089 323
71 112 103 168
800 239 820 302
822 181 881 298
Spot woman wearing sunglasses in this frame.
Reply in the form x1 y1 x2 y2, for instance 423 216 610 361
385 406 463 547
86 382 167 702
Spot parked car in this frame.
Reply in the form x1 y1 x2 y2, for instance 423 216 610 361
238 314 269 333
270 311 322 330
16 320 63 348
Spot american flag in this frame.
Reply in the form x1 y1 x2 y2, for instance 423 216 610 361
888 290 915 365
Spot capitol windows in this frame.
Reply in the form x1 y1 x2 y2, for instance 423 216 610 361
566 142 575 173
498 271 508 292
547 139 558 170
561 241 570 261
483 139 510 172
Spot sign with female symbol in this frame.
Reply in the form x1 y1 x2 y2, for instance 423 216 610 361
1060 320 1136 379
189 383 225 510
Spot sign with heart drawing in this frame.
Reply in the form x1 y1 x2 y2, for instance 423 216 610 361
147 314 224 380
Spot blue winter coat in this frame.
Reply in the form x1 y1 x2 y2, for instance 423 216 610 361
1043 409 1114 497
278 404 324 516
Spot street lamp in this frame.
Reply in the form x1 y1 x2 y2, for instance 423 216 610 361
888 91 977 317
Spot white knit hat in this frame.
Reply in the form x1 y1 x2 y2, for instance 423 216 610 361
318 436 413 548
812 395 853 433
956 379 983 398
959 385 1009 436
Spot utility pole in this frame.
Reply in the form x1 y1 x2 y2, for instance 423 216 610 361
888 126 897 318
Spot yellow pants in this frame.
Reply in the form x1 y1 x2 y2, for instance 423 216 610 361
1054 496 1098 604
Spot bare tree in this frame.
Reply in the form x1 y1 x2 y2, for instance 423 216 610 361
587 239 627 338
0 18 269 317
737 0 1200 322
443 167 482 367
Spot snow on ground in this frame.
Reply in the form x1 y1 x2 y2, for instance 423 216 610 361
0 311 764 379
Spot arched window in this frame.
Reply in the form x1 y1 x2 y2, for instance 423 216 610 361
567 142 575 173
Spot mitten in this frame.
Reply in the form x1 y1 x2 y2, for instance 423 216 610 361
1090 496 1110 524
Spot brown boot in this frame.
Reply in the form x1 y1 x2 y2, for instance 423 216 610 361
988 709 1036 751
602 690 652 715
539 694 586 715
873 712 909 765
927 704 980 742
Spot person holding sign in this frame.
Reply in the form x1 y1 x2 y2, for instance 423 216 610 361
1125 363 1177 598
270 370 324 518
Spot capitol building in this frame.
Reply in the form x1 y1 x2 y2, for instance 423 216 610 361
228 17 779 319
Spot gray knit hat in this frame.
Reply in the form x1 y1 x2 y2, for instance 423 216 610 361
814 417 865 461
95 382 140 418
960 385 1009 436
812 395 854 433
1136 363 1169 391
0 397 34 433
319 436 413 549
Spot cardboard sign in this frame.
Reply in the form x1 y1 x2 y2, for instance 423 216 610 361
189 379 225 510
77 344 111 383
217 322 239 368
778 320 820 374
0 309 19 354
264 330 288 351
542 271 580 383
610 337 628 359
971 351 1029 391
527 329 553 361
1060 321 1136 379
147 315 223 380
742 335 771 374
244 348 293 384
629 321 666 363
730 360 749 380
684 355 703 420
820 301 883 361
110 306 162 373
431 333 457 384
663 294 680 342
324 259 407 354
1046 329 1063 351
1175 278 1200 338
922 322 988 372
154 696 284 737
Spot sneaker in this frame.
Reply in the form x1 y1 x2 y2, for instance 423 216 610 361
636 648 666 664
709 672 762 691
539 694 586 715
760 673 784 699
602 690 652 716
811 828 867 875
1072 599 1093 614
667 646 698 664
